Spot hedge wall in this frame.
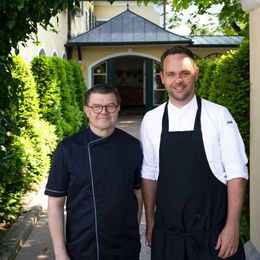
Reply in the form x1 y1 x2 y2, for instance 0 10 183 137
0 55 87 222
196 40 250 242
0 55 57 221
31 56 87 140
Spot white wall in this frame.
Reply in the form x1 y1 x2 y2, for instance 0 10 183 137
18 11 68 63
249 5 260 252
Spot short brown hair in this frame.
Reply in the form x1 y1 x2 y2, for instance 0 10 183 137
160 46 196 71
85 84 121 105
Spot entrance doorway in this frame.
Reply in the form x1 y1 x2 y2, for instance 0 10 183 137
114 56 145 114
92 56 163 113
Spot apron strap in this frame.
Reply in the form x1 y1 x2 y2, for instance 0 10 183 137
194 96 202 132
161 96 202 133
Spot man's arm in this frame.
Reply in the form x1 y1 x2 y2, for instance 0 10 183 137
134 189 143 225
215 178 246 259
48 196 71 260
141 178 157 247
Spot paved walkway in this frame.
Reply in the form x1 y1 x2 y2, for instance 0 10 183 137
13 115 151 259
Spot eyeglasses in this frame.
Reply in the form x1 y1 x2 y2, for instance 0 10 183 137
86 104 119 114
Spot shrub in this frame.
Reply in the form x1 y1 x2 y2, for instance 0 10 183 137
196 59 216 100
31 56 88 139
210 41 250 242
0 55 57 221
208 41 250 153
69 60 88 127
31 56 64 139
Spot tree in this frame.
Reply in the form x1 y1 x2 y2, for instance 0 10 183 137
0 0 248 61
166 0 248 36
0 0 80 60
126 0 248 36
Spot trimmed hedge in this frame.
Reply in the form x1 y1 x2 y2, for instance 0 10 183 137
196 59 216 100
196 40 250 242
208 40 250 153
69 60 88 127
0 55 87 222
31 56 88 139
0 55 57 221
31 56 64 139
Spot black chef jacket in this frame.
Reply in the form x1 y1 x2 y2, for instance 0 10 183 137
45 127 142 259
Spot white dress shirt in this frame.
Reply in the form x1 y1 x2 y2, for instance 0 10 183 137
140 95 248 184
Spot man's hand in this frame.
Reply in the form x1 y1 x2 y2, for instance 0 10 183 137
215 224 240 259
141 178 157 248
55 253 71 260
146 221 154 247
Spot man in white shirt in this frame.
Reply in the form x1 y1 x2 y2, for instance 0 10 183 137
141 46 248 260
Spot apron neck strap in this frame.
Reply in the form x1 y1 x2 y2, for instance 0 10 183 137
162 96 202 132
194 96 202 131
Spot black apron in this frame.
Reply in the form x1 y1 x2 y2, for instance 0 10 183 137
151 97 245 260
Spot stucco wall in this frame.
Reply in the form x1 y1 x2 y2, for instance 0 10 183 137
75 45 163 87
18 2 92 63
94 1 162 25
249 5 260 251
72 45 238 87
18 11 68 63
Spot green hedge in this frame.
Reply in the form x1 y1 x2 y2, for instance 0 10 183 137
69 60 88 127
196 40 250 242
196 59 216 100
0 55 87 222
0 55 57 221
31 56 88 139
208 40 250 152
31 56 64 139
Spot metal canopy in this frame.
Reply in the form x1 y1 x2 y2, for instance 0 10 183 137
66 9 191 46
189 35 244 47
66 9 243 48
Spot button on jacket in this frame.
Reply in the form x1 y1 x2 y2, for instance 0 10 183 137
141 95 248 184
45 127 142 259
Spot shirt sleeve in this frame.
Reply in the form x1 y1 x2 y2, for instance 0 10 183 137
220 108 248 181
140 113 159 180
44 142 70 197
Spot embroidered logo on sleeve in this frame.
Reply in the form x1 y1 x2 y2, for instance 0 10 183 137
227 120 233 124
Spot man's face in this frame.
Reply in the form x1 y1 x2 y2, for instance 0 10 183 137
83 93 120 137
160 54 199 107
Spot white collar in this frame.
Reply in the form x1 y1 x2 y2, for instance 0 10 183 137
168 95 197 113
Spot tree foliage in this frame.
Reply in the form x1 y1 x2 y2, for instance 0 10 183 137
168 0 248 35
0 55 57 221
113 0 248 36
0 0 248 61
0 0 80 60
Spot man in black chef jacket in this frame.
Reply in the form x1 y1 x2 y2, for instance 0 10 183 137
45 84 143 260
141 46 248 260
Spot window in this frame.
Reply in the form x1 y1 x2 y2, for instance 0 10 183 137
88 8 96 30
153 61 165 106
95 20 107 27
39 49 46 56
93 62 107 85
193 53 201 60
204 53 222 60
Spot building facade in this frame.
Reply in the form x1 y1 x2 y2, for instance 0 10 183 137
18 0 242 112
